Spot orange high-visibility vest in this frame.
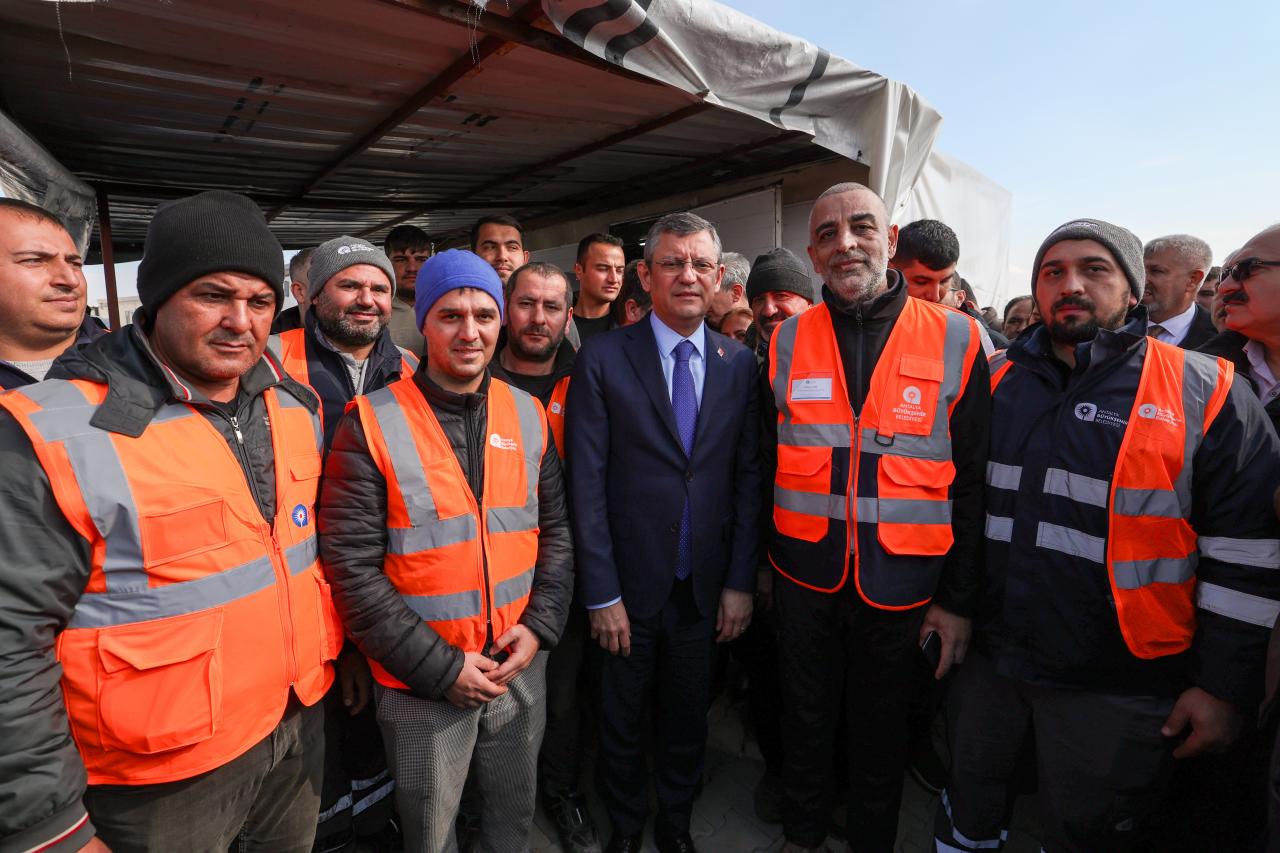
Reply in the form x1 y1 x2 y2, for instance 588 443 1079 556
354 376 546 689
990 340 1234 658
768 297 981 608
546 375 570 460
270 328 419 386
0 378 340 786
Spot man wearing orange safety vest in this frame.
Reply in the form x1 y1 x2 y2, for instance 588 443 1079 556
0 190 340 853
935 219 1280 853
487 260 595 851
318 249 573 852
762 183 991 853
269 234 417 850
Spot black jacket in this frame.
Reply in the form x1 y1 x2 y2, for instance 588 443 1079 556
0 314 108 390
983 314 1280 707
1177 304 1219 351
1197 330 1280 434
760 271 990 616
0 326 317 853
318 369 573 701
489 337 576 406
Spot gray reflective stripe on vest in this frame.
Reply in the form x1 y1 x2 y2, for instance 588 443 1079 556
1172 351 1221 515
1113 487 1183 518
485 387 543 535
1113 554 1197 589
397 347 420 372
274 387 324 451
988 349 1009 375
778 422 851 448
1195 581 1280 628
985 514 1013 542
986 461 1022 491
857 428 950 460
402 589 483 622
1043 468 1109 508
775 486 846 519
931 309 975 437
774 487 949 524
267 333 283 361
1199 536 1280 569
875 497 953 525
770 315 800 423
286 535 318 575
1036 521 1106 564
493 566 535 609
365 386 479 550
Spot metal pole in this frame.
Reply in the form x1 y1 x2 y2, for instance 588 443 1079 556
95 187 121 329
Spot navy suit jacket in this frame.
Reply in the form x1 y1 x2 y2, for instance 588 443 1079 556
566 318 761 620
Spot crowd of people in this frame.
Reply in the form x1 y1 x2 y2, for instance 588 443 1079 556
1 182 1279 853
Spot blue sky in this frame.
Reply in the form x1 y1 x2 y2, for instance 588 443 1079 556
729 0 1280 307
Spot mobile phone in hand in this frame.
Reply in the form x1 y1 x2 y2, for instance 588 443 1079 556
920 630 941 671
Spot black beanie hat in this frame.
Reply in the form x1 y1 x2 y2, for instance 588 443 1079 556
1032 218 1145 301
136 191 284 317
746 248 816 303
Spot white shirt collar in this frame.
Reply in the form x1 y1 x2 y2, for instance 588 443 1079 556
1244 340 1280 404
649 311 705 359
1151 301 1197 343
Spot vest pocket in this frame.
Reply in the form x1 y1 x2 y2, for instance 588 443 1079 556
774 445 834 543
876 455 955 555
315 575 344 662
96 608 223 754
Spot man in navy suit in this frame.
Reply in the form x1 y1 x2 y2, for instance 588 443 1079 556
566 212 761 853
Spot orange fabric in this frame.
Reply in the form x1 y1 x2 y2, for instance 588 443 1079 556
0 381 337 786
1107 342 1233 658
355 378 544 689
274 327 415 387
769 297 978 606
547 375 570 460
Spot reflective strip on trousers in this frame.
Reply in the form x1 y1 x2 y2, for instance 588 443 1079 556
1200 536 1280 569
1036 522 1105 564
940 789 1006 850
67 537 316 629
985 461 1022 491
1113 554 1197 589
985 514 1013 542
1196 582 1280 627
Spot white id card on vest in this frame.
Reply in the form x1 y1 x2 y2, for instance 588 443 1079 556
791 377 833 401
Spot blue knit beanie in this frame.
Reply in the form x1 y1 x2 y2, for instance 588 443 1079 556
414 249 505 332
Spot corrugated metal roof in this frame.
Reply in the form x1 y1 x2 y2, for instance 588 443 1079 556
0 0 830 252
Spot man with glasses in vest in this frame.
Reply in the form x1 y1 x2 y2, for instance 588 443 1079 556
0 190 340 853
936 219 1280 853
318 249 573 851
764 183 990 853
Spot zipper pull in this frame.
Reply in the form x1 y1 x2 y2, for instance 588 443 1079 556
230 415 245 445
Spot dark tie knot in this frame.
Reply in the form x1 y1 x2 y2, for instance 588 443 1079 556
675 339 696 364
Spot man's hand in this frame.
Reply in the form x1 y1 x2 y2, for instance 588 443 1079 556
489 624 540 686
716 589 753 642
919 603 971 680
755 567 775 611
1162 686 1243 758
336 647 371 715
589 601 631 656
445 652 507 710
78 838 111 852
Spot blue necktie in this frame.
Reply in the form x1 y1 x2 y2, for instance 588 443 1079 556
672 339 698 580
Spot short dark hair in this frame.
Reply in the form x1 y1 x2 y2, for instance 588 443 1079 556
470 215 524 251
895 219 960 271
1003 294 1033 319
384 224 431 256
957 276 976 303
506 261 570 303
0 197 68 231
576 232 624 263
289 246 315 281
612 259 651 325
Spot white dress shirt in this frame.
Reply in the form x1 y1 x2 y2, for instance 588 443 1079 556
1244 340 1280 406
1149 302 1197 346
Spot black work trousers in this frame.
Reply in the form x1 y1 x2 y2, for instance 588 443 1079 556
595 578 715 840
775 577 926 851
84 698 324 853
540 607 592 795
936 651 1175 853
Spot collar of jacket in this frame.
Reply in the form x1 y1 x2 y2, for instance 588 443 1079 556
412 366 491 416
303 305 406 372
820 267 907 323
47 324 318 438
1009 305 1149 380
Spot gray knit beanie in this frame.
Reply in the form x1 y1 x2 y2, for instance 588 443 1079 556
746 248 817 303
307 235 398 301
1032 219 1145 301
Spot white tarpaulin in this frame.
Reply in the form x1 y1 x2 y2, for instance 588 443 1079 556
0 109 96 253
896 150 1014 309
541 0 942 213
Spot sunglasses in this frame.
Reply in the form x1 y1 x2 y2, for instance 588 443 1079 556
1222 258 1280 283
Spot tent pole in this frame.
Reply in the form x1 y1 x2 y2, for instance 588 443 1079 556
95 187 121 329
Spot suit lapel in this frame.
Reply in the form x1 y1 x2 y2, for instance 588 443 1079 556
623 320 683 450
693 327 728 451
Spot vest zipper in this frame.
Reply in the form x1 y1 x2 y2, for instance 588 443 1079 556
853 306 865 416
466 398 496 653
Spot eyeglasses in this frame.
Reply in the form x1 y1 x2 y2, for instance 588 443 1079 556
1222 258 1280 283
654 258 718 277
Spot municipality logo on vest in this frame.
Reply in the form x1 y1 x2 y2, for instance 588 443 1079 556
549 402 563 415
1137 402 1181 426
292 504 310 527
490 433 518 451
903 385 922 405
